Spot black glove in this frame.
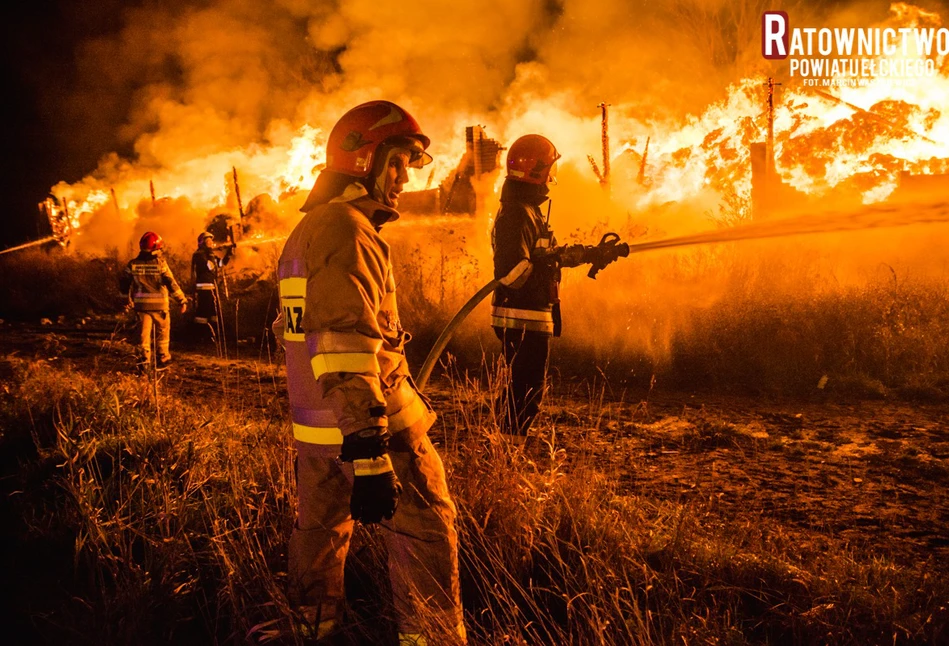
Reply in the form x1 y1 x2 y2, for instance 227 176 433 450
351 463 401 524
340 429 402 524
586 233 630 279
558 244 588 268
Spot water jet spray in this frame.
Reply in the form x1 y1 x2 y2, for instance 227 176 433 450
416 198 949 389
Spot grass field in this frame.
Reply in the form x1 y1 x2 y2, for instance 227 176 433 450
1 227 948 645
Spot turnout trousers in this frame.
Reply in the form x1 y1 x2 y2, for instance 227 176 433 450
289 435 465 643
494 327 551 436
136 310 171 364
193 287 219 325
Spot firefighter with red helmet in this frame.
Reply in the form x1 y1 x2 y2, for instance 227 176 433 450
491 134 596 440
190 231 233 338
273 101 465 644
119 231 188 371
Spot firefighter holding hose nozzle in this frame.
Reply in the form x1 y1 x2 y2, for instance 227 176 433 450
190 231 233 341
491 134 628 443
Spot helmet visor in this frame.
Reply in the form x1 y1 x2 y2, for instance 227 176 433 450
546 160 559 185
404 138 433 170
383 136 433 170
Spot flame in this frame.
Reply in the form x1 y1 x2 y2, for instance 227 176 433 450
42 2 949 254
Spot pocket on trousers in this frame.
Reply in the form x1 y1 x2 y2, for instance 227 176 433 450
406 374 435 412
406 435 451 510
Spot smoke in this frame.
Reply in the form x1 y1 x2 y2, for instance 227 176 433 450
53 0 826 249
40 1 949 365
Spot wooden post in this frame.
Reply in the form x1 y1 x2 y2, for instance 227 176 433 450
598 102 611 189
232 166 245 230
766 78 781 180
637 137 650 186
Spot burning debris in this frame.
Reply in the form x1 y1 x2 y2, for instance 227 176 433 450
0 198 75 256
399 125 505 215
19 1 949 259
4 2 949 316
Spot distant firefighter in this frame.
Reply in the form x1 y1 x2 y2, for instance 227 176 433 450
491 134 619 440
190 231 233 337
119 231 188 371
273 101 465 644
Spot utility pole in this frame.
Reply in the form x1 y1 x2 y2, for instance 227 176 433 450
232 166 245 230
598 102 611 190
637 136 650 186
149 180 157 206
766 77 781 180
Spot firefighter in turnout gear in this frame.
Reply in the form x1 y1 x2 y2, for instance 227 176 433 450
273 101 465 644
491 134 602 439
119 231 188 371
190 231 233 337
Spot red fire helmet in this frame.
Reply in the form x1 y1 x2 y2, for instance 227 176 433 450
140 231 164 252
506 134 561 185
325 101 432 178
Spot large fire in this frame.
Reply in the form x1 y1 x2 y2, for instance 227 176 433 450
38 2 949 256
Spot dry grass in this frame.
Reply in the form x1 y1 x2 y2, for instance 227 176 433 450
437 372 948 646
5 231 949 399
2 356 946 644
668 272 949 398
2 235 949 644
0 359 297 644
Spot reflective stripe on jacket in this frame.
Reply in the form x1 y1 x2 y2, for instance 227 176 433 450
275 186 434 455
120 252 187 312
490 305 555 334
490 180 560 336
191 248 229 291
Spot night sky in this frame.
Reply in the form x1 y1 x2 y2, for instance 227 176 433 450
4 1 129 249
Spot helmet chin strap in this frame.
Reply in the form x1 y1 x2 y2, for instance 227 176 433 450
369 146 402 208
546 159 559 186
373 169 393 207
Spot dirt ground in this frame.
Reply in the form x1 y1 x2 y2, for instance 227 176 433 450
540 393 949 572
3 316 947 577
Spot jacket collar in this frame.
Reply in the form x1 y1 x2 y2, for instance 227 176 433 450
301 180 400 228
332 183 400 228
328 182 370 204
500 178 550 207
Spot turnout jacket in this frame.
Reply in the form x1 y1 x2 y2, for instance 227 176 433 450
120 251 187 312
274 183 434 455
191 246 231 292
491 180 561 336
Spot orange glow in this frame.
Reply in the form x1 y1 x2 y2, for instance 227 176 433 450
43 2 949 254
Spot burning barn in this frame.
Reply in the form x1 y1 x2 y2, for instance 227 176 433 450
398 125 504 216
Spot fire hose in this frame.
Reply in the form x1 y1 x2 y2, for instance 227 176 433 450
415 259 531 390
415 233 631 390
